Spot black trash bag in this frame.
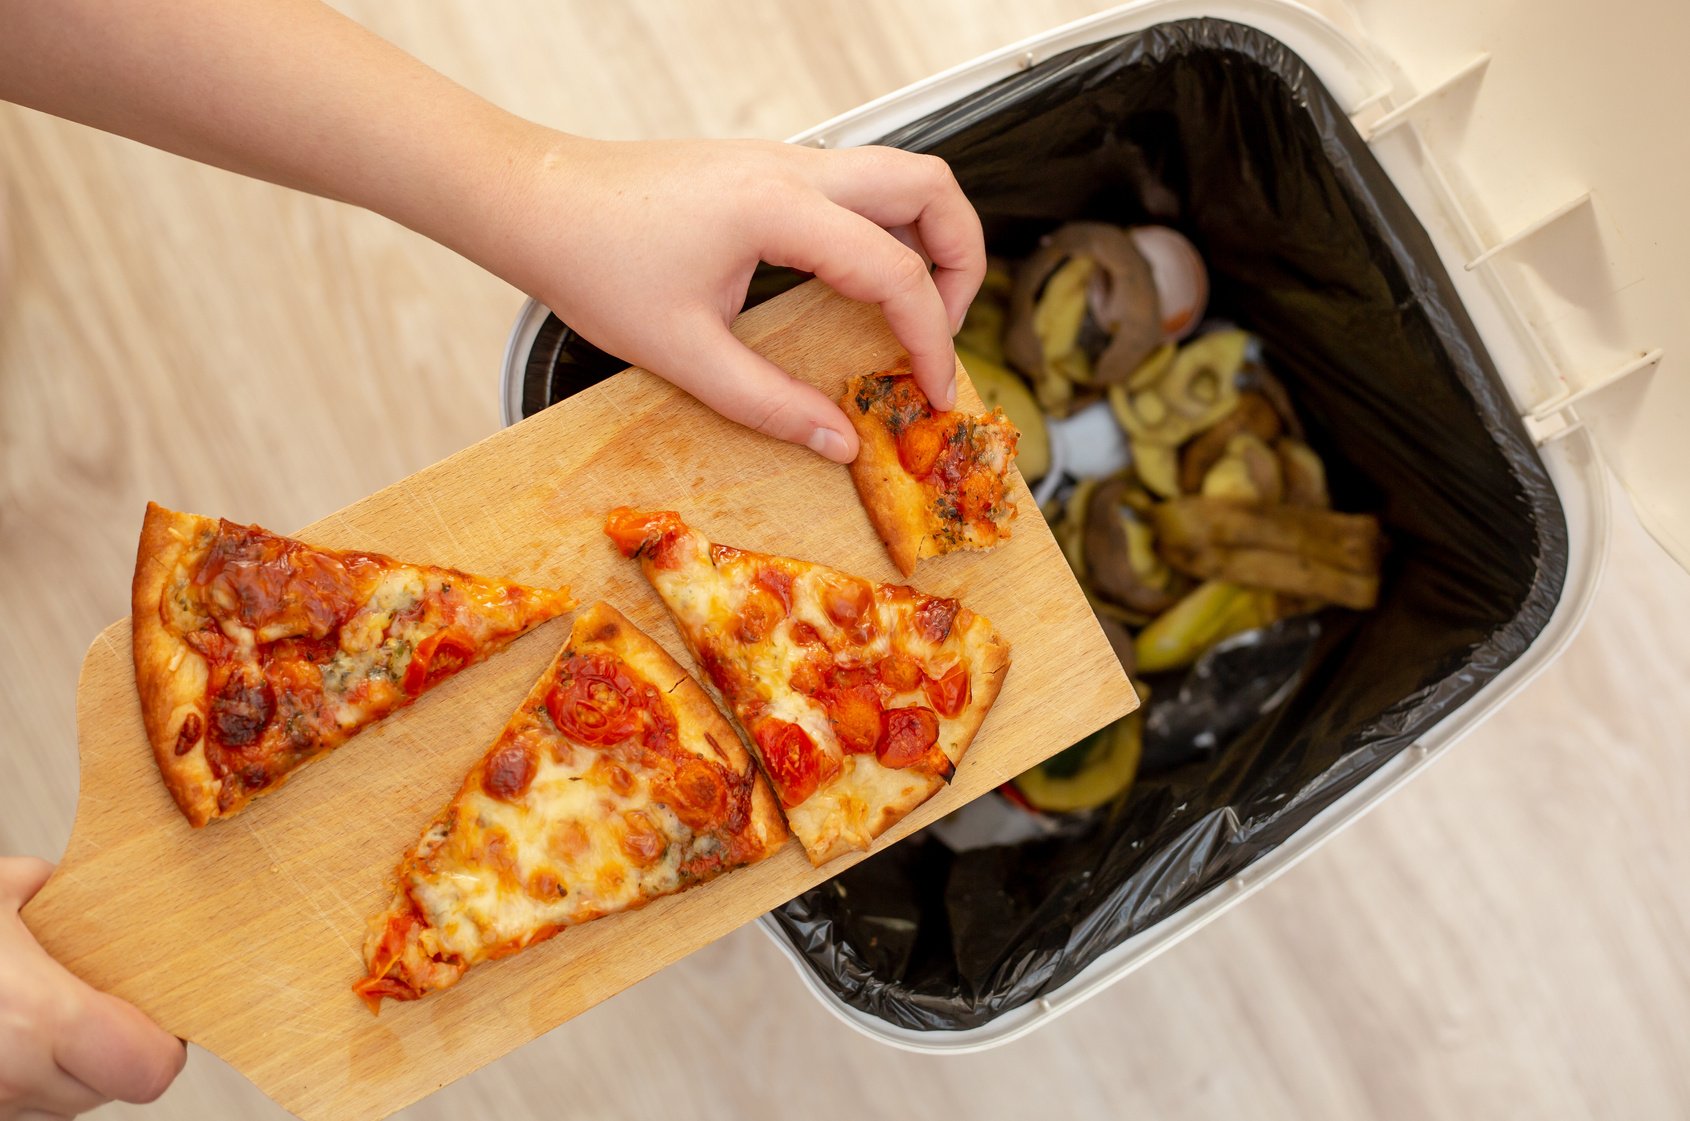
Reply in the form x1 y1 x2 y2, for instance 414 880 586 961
517 19 1568 1032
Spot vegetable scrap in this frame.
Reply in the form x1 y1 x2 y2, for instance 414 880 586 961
953 221 1385 817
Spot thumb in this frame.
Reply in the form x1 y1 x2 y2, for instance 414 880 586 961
652 320 860 464
0 856 55 909
55 986 187 1105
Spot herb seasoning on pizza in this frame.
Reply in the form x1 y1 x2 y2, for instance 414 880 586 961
605 508 1010 866
131 503 574 826
842 358 1020 576
354 602 786 1011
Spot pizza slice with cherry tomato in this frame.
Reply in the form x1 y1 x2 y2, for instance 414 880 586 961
353 601 787 1011
132 502 575 826
841 359 1020 576
605 508 1012 866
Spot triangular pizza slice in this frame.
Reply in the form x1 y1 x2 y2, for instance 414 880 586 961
604 508 1011 866
353 601 787 1010
132 502 574 825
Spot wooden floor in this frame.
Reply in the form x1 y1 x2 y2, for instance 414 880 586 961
2 2 1686 1119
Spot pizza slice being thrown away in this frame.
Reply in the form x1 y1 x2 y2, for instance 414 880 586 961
354 601 787 1011
604 508 1011 866
841 358 1020 577
132 502 575 826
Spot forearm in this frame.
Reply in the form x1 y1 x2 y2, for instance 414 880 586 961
1 0 982 459
0 0 544 271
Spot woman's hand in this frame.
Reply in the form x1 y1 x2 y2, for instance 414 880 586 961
0 858 185 1120
478 135 986 462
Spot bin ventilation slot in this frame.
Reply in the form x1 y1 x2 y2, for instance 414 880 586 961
1521 348 1666 447
1358 52 1490 140
1464 191 1594 271
1355 58 1662 448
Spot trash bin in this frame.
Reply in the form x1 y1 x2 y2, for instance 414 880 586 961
500 0 1677 1051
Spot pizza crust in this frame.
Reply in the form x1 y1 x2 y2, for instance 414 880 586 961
789 758 945 867
131 502 221 827
843 382 937 577
945 615 1012 767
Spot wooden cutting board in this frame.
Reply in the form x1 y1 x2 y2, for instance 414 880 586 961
23 279 1135 1121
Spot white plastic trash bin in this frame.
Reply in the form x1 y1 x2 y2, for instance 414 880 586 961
499 0 1685 1052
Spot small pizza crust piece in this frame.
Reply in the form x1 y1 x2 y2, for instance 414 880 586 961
842 362 1020 577
845 406 933 577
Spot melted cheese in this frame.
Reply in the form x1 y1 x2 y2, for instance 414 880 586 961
408 737 698 961
641 524 1000 861
785 752 938 857
398 642 764 969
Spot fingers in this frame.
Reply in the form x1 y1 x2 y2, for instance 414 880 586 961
651 316 861 463
53 988 185 1105
0 858 186 1102
760 202 958 411
0 857 182 1115
15 1062 107 1118
0 857 55 909
815 147 987 336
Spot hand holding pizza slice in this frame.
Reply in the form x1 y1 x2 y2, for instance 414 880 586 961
841 359 1020 576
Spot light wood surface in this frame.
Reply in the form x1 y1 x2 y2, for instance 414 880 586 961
2 2 1687 1120
20 280 1128 1121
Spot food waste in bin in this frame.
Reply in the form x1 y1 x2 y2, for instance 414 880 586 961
940 222 1385 839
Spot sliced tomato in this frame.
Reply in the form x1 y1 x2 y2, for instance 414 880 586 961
735 584 787 644
603 507 689 567
924 663 970 718
822 577 873 627
754 718 822 807
668 758 730 830
789 657 825 696
821 576 876 645
756 566 793 610
545 653 645 744
619 811 667 867
931 428 973 491
912 596 960 645
877 707 939 769
877 652 924 693
822 680 885 755
402 627 478 696
957 469 1002 522
897 418 946 477
481 740 537 802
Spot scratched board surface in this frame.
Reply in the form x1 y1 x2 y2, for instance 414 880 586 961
25 281 1135 1121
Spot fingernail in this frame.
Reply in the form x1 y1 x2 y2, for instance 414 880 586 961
807 427 851 463
942 379 957 410
952 310 966 335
